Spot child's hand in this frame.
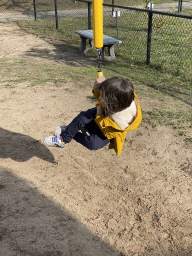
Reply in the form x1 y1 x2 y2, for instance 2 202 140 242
93 76 105 91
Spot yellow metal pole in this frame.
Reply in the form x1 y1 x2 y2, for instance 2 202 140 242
93 0 103 48
93 0 103 76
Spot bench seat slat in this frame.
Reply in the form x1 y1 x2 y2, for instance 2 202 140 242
75 30 122 45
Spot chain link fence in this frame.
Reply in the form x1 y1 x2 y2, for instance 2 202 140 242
102 4 192 69
73 1 192 81
0 0 191 81
0 0 35 21
0 0 90 21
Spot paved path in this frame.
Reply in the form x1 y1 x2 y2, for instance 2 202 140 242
0 2 192 22
0 9 89 22
152 1 192 11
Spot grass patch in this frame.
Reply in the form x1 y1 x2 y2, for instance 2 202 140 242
37 78 61 84
12 78 28 83
18 17 87 49
185 137 192 142
143 107 192 137
0 56 97 88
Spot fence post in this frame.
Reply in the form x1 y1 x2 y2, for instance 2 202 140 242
146 7 153 65
112 0 114 15
33 0 36 20
88 2 92 29
178 0 183 12
54 0 58 29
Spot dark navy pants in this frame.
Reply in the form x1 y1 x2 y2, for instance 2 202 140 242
60 108 110 150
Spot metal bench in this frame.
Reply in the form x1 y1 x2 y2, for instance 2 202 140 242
75 30 122 61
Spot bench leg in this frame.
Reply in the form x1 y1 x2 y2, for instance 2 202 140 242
101 45 116 61
89 39 94 48
108 45 116 60
80 36 86 53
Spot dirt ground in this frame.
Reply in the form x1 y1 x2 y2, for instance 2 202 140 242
0 23 191 256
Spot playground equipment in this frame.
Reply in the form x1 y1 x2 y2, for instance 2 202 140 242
93 0 103 77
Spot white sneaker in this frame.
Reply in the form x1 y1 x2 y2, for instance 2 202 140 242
54 126 66 137
44 136 66 148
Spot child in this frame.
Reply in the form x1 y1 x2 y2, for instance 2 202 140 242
44 76 142 155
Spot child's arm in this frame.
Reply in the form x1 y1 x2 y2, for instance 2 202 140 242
93 76 105 91
92 76 105 101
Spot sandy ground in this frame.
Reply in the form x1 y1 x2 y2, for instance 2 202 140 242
0 23 191 256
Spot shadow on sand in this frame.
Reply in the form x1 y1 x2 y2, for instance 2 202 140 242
25 45 96 67
0 166 119 255
0 128 55 164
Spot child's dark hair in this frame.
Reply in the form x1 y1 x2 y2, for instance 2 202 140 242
99 76 134 113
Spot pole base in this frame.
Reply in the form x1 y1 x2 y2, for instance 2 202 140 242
98 71 103 77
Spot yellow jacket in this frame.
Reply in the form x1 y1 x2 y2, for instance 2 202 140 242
92 89 142 155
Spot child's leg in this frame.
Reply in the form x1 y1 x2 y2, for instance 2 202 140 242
61 108 97 143
74 118 110 150
74 132 110 150
44 107 110 149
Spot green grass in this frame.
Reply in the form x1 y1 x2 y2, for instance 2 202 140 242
37 78 61 84
185 137 192 142
142 107 192 140
142 108 192 127
0 56 96 88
